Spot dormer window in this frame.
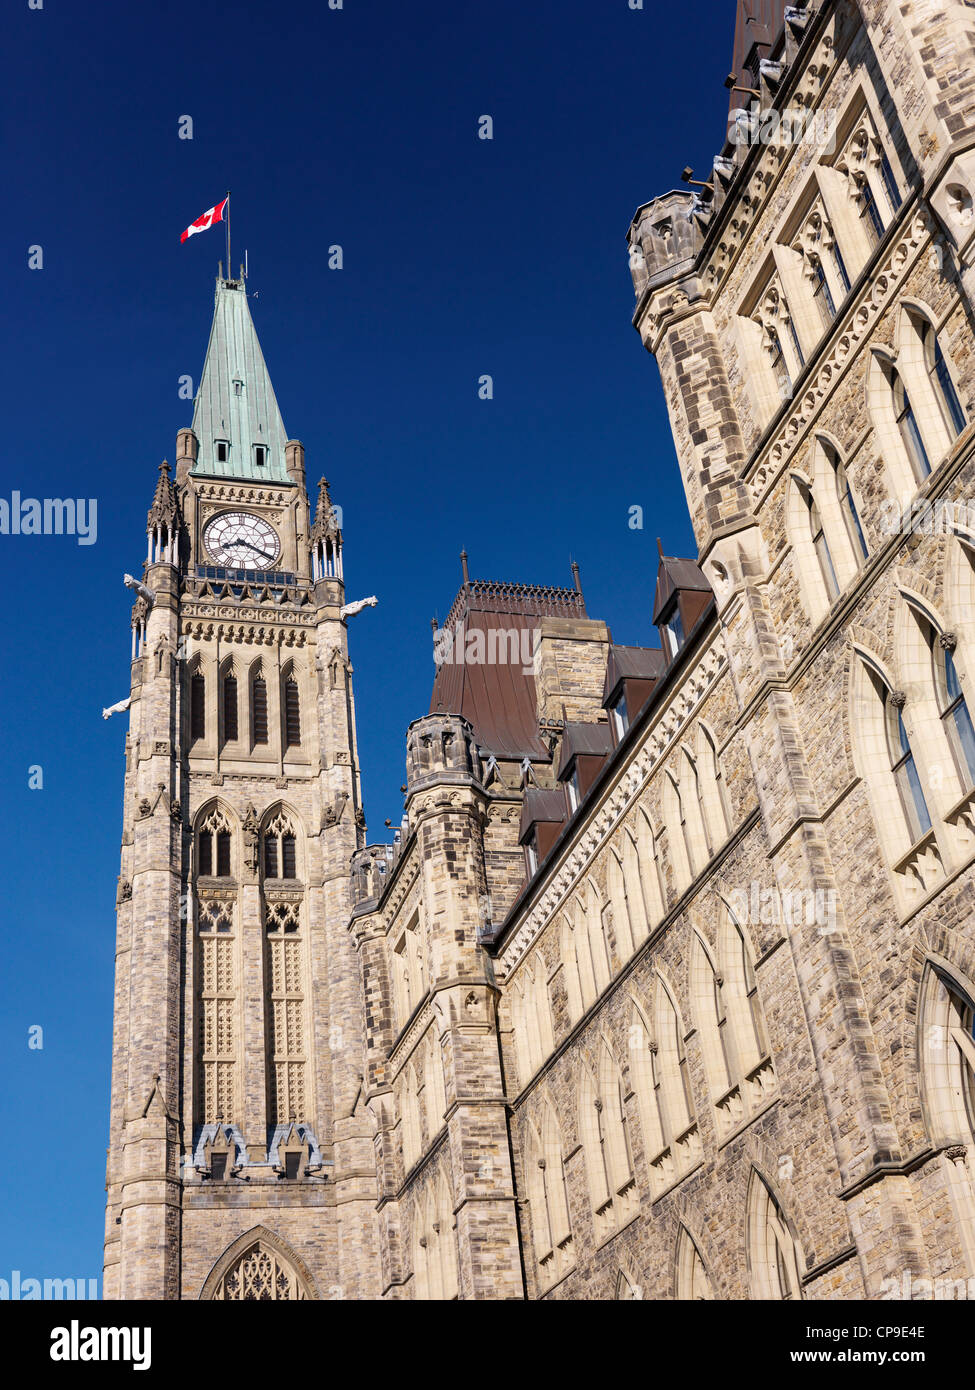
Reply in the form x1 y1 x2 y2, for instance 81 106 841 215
664 604 685 658
254 445 267 467
566 765 581 814
215 440 229 464
233 378 243 397
611 691 629 741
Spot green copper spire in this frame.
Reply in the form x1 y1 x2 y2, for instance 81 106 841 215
190 276 292 484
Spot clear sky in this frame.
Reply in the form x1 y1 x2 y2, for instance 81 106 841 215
1 0 738 1287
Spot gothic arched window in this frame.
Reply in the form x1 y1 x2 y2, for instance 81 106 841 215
918 963 975 1270
690 913 774 1138
221 664 239 745
284 674 301 748
263 811 298 880
264 896 307 1125
251 668 268 746
831 448 868 566
893 367 931 481
579 1043 637 1240
191 671 206 741
196 895 237 1124
941 641 975 790
768 327 792 401
884 685 932 844
675 1226 713 1300
810 257 835 330
262 811 307 1127
198 806 232 878
921 965 975 1141
747 1172 803 1301
798 478 839 602
922 319 966 440
560 917 584 1025
525 1103 573 1291
628 988 700 1197
211 1240 310 1301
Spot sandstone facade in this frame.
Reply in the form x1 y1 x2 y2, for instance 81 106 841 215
106 0 975 1300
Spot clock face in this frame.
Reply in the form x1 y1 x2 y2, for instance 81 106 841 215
204 511 281 569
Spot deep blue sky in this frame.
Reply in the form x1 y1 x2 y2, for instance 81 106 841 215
1 0 737 1287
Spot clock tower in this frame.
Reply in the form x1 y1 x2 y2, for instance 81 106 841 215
103 273 381 1300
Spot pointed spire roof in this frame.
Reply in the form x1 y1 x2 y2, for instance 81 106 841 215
310 477 340 543
190 277 292 484
147 459 178 530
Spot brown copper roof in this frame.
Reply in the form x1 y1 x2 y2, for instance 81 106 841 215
519 788 568 843
729 0 787 111
602 645 667 703
430 576 586 761
652 554 712 625
556 722 614 780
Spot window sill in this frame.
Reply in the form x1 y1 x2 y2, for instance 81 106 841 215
595 1205 644 1255
649 1156 706 1205
943 782 975 826
890 826 939 878
716 1092 780 1152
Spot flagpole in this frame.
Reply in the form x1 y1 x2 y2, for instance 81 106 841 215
225 190 231 281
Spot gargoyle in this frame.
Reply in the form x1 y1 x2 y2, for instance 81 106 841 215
340 596 378 619
123 573 155 608
103 696 133 720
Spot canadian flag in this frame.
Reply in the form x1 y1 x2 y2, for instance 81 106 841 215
180 196 229 244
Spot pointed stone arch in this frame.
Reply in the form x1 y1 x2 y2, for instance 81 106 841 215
671 1195 724 1298
674 1222 714 1301
902 923 975 1143
192 796 240 840
614 1266 643 1300
744 1164 805 1301
787 465 834 625
280 656 304 751
633 803 666 926
200 1225 320 1300
688 923 730 1106
945 529 975 656
895 586 970 821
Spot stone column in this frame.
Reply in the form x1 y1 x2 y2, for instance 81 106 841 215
406 715 524 1299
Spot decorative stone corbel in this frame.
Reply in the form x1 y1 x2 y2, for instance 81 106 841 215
321 792 350 828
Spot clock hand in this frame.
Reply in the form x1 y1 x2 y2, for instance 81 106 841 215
241 542 275 563
226 539 275 565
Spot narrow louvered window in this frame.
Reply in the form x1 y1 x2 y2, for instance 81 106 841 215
198 832 213 877
282 834 297 879
265 836 278 879
223 676 238 743
285 677 301 748
252 676 268 745
216 831 232 877
191 673 206 740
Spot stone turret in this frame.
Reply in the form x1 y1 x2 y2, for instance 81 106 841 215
146 460 180 568
406 714 482 793
627 189 752 562
310 476 343 583
351 844 395 909
627 190 708 300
